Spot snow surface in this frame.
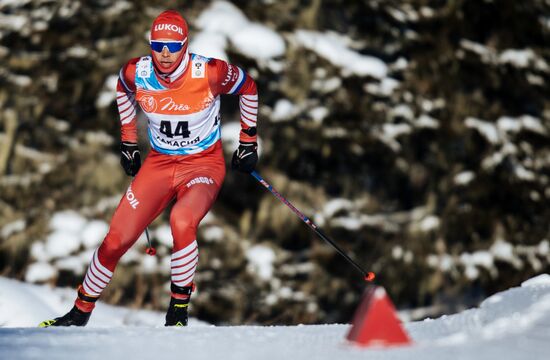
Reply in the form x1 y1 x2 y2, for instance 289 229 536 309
2 275 550 359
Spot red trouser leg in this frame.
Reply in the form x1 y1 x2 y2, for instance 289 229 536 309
169 151 225 290
77 152 177 310
170 146 225 290
169 183 223 288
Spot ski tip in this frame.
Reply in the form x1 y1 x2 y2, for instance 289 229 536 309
38 319 56 328
364 272 376 282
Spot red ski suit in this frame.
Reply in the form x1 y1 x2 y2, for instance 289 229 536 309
76 53 258 308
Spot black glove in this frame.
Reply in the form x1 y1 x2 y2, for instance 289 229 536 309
231 141 258 173
120 142 141 176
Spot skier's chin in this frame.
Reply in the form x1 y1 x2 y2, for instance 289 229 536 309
159 62 174 69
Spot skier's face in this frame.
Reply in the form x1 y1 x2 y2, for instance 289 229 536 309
151 38 183 71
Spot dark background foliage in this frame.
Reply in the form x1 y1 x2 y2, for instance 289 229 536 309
1 0 549 324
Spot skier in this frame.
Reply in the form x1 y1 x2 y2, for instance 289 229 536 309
39 9 259 327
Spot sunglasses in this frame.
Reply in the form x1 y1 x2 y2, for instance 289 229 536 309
150 40 186 53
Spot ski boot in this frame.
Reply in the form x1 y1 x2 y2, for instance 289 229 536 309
165 284 193 327
39 306 92 327
39 286 97 327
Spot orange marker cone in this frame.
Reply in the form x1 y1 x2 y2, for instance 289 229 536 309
346 286 412 347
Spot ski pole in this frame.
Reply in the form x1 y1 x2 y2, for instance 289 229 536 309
144 227 156 256
250 171 375 282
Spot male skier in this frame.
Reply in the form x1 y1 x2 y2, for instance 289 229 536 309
40 9 259 327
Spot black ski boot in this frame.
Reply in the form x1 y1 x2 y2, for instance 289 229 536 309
39 306 92 327
165 284 193 327
39 286 97 327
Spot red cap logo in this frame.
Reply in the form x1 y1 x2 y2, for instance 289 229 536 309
150 10 188 42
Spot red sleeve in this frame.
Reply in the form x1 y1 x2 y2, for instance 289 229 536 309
208 59 258 143
117 58 139 143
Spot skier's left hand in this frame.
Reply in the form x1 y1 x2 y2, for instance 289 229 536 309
231 141 258 173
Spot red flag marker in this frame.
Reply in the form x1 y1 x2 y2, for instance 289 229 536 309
346 286 412 347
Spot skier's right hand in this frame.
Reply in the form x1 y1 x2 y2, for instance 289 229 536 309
120 142 141 176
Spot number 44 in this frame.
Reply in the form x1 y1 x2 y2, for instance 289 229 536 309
160 120 190 138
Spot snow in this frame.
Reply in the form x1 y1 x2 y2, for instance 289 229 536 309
0 276 175 328
24 262 57 283
308 106 329 123
392 246 404 259
499 49 535 68
331 217 362 231
44 230 81 259
497 115 547 136
30 241 50 261
220 121 241 153
537 240 549 256
246 244 276 281
49 211 87 233
271 99 300 122
428 237 550 278
58 2 79 19
454 171 475 186
102 1 132 17
419 215 440 232
195 0 248 35
389 104 414 121
514 165 536 181
2 275 550 359
365 77 400 97
65 45 89 58
6 73 31 87
81 220 108 249
294 30 388 78
231 23 286 60
202 225 224 243
139 255 158 274
415 114 440 129
380 123 412 152
154 224 173 247
465 117 499 144
312 77 342 93
419 6 435 18
193 0 285 61
461 251 494 271
460 39 548 72
322 198 353 218
54 256 85 275
0 0 32 8
1 219 26 238
522 274 550 287
518 116 547 135
118 247 141 265
95 75 118 109
0 13 28 32
490 240 518 264
190 31 229 61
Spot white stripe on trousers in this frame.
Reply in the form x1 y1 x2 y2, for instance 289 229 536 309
82 249 113 296
171 240 198 287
